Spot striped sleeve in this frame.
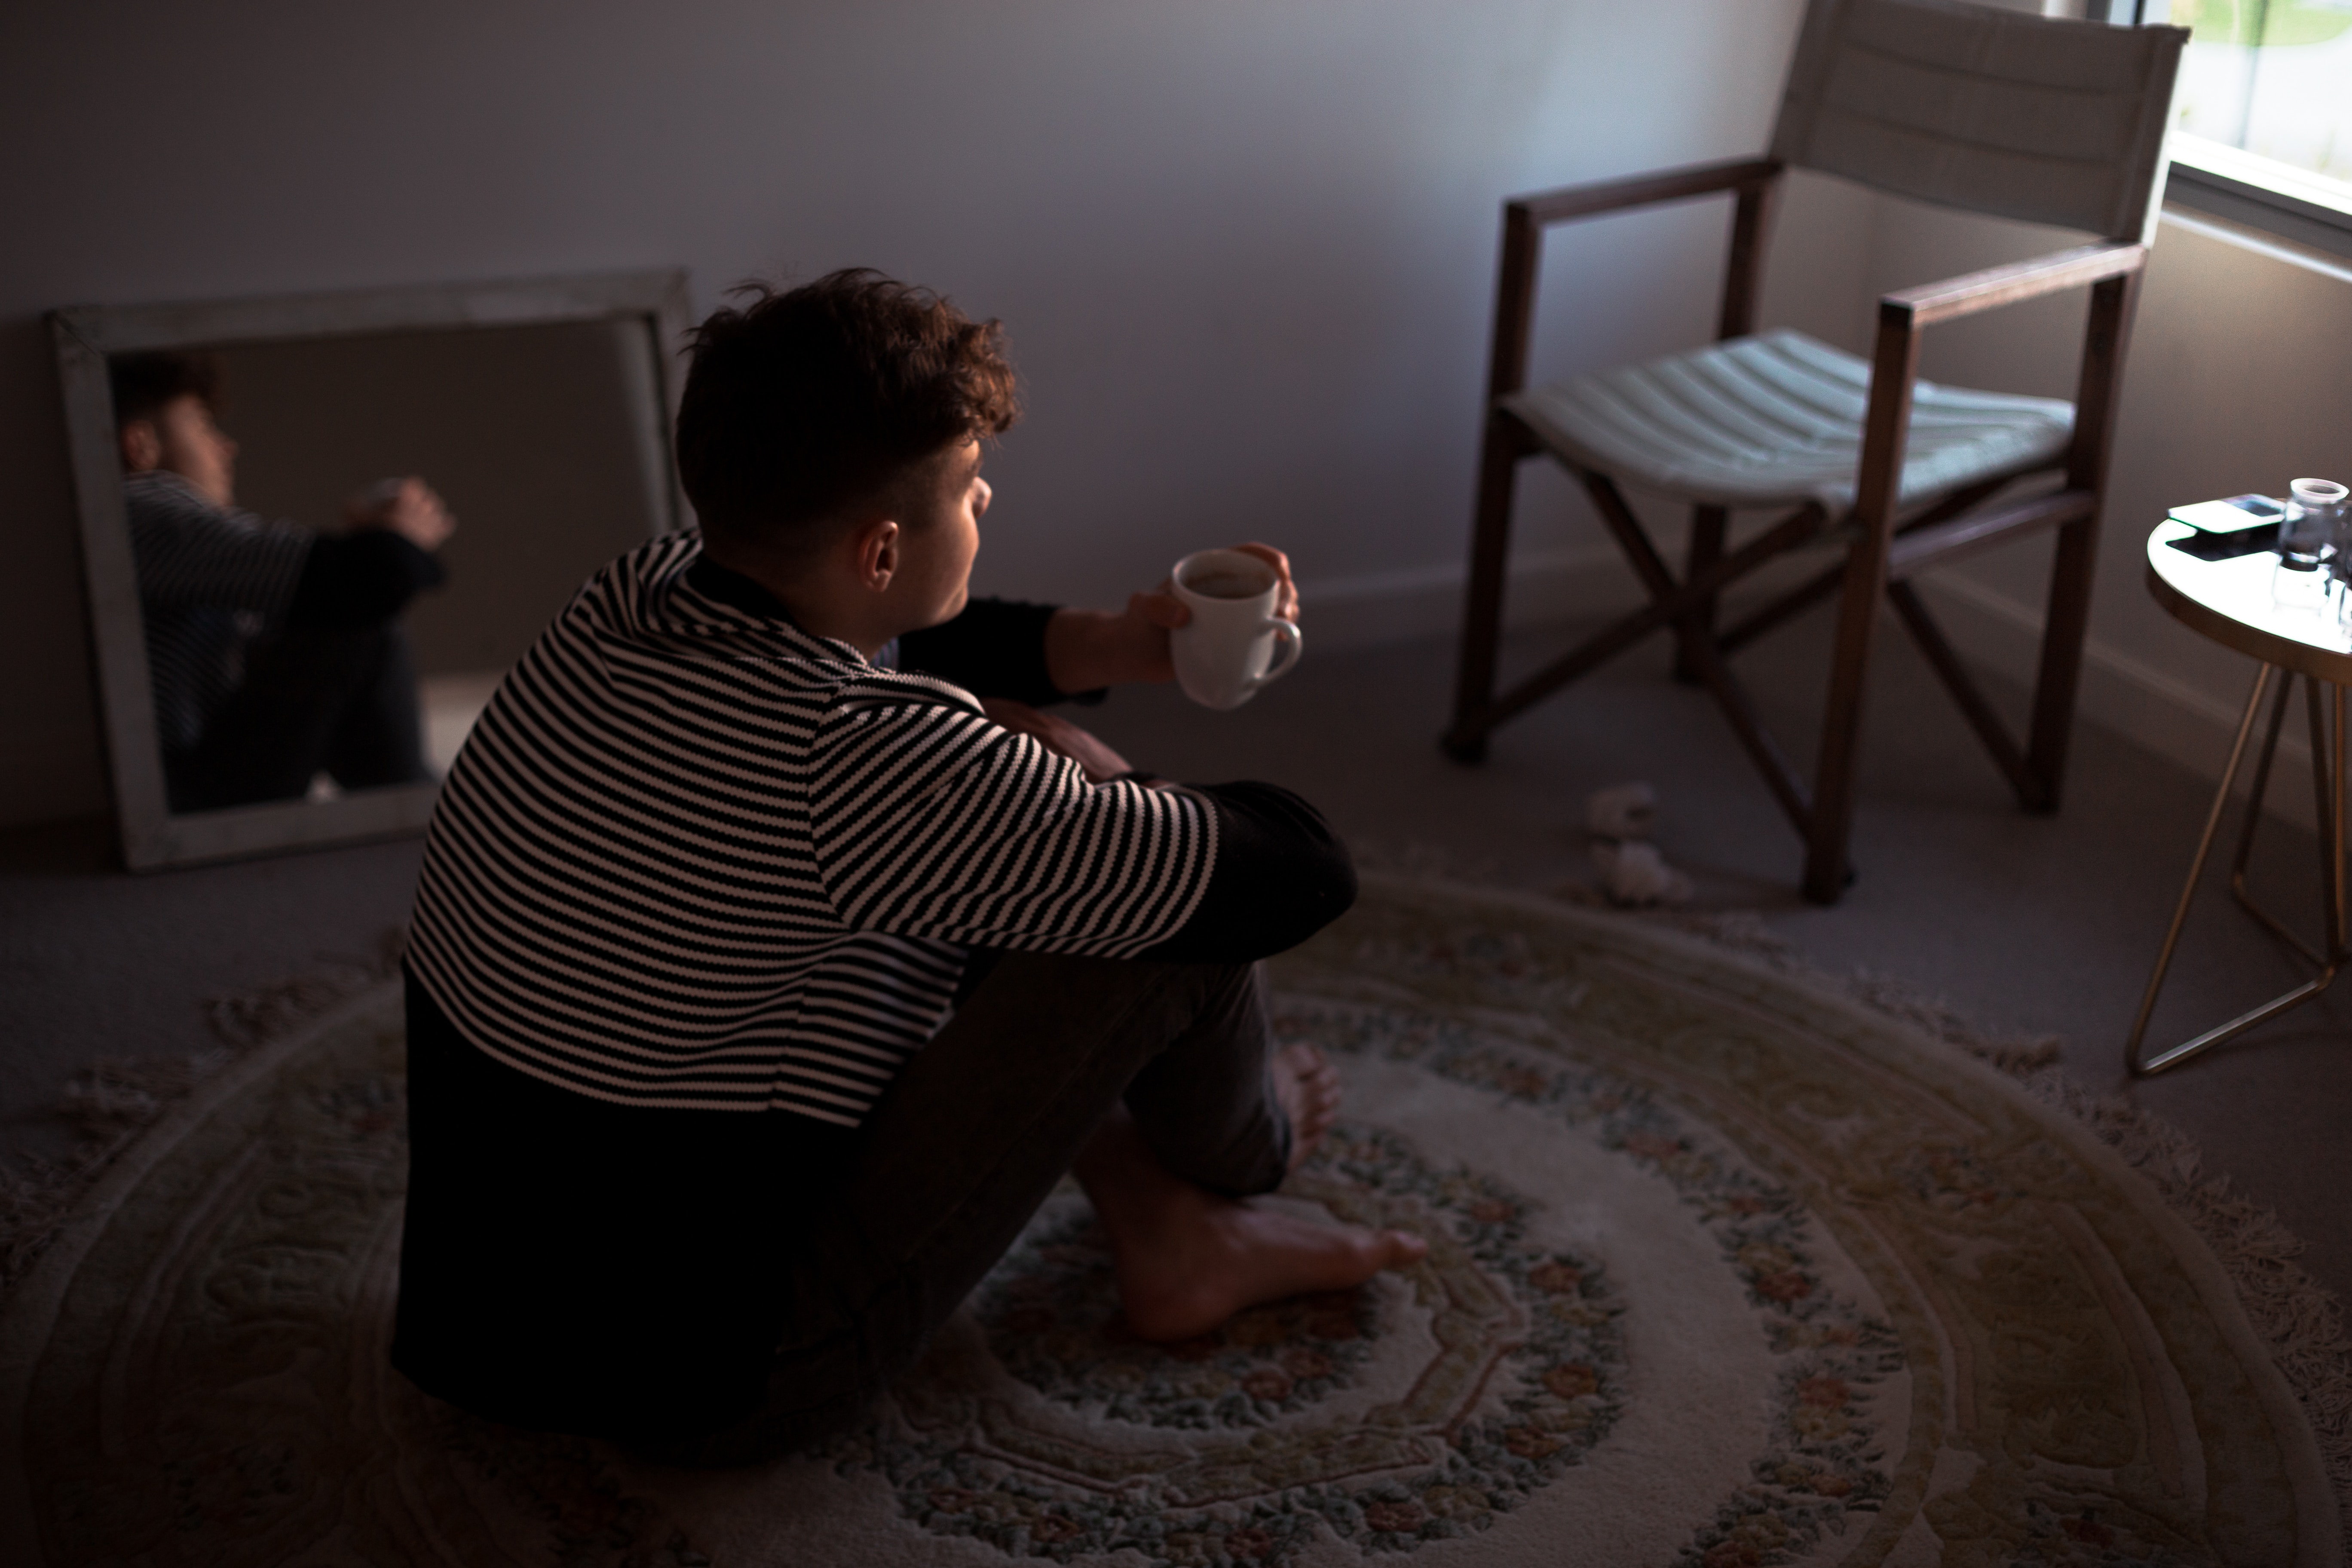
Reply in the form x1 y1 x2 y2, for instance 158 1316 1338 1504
809 692 1216 958
124 472 312 617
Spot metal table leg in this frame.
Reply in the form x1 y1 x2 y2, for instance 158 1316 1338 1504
2126 665 2349 1076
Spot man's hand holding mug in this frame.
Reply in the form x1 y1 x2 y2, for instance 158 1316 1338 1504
1042 542 1301 696
1162 546 1303 710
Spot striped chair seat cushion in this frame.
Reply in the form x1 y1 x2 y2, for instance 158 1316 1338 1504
1504 329 2073 511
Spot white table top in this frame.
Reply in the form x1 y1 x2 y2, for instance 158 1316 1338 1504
2144 519 2352 685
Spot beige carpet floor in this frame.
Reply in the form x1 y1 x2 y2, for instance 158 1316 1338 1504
3 878 2340 1566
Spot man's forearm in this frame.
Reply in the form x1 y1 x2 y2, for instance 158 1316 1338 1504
895 598 1068 703
285 530 445 628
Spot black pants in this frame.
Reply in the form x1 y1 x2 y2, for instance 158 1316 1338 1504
395 952 1289 1464
165 624 430 813
654 951 1288 1466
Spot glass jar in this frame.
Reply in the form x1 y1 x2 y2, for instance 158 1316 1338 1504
2276 476 2346 613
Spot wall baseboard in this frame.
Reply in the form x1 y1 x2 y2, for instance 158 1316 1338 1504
1300 548 2315 831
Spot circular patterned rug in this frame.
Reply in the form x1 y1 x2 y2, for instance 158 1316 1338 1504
0 877 2339 1566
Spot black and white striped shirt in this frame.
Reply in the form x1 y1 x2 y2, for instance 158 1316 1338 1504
408 533 1234 1127
123 470 312 749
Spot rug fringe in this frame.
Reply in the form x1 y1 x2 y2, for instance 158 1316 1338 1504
2020 1066 2352 1543
0 928 405 1293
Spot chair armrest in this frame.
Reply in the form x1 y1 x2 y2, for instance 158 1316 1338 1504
1883 242 2147 328
1512 158 1784 226
1483 159 1785 399
1850 241 2148 550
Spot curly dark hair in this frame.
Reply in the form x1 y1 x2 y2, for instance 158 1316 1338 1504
109 351 223 427
675 269 1019 556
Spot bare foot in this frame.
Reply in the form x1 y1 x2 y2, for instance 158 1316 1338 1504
1273 1042 1342 1172
1076 1108 1428 1343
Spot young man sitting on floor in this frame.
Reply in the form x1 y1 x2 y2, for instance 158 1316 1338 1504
391 269 1425 1465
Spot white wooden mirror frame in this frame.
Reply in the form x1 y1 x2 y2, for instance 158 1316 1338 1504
49 269 695 871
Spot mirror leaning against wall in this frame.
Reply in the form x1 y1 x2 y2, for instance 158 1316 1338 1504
50 271 693 870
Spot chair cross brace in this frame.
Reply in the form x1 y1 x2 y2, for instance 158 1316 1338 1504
1712 476 2018 655
1575 470 1819 833
1441 436 2097 849
1442 446 1832 751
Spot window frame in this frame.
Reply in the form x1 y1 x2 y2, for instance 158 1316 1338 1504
2164 135 2352 261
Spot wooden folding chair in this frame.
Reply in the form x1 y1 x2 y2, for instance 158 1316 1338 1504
1442 0 2186 903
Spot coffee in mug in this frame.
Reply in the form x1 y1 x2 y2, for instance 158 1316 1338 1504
1169 549 1303 710
1181 569 1271 600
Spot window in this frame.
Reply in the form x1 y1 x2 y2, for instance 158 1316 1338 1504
2171 0 2352 181
2141 0 2352 257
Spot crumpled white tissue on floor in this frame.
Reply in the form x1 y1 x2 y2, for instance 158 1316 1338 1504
1585 781 1657 842
1590 840 1693 906
1584 782 1691 906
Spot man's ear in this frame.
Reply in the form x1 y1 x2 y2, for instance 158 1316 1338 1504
849 516 900 593
119 419 161 473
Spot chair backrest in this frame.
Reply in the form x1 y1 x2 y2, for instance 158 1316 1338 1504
1770 0 2185 241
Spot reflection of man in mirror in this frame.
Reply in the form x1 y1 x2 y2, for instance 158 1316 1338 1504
111 351 457 812
393 270 1424 1463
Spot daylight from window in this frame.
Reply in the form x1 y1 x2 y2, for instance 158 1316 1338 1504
2170 0 2352 192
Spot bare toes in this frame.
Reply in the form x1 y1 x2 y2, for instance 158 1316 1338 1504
1115 1202 1427 1342
1380 1229 1430 1268
1274 1043 1343 1168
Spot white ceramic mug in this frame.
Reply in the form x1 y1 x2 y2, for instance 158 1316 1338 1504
1169 549 1303 710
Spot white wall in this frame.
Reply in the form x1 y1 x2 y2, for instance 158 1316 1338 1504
0 0 1826 829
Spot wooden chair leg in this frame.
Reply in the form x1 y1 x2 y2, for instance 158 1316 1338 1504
2023 512 2099 813
1804 551 1886 902
1805 303 1920 904
1445 412 1532 762
1672 505 1727 683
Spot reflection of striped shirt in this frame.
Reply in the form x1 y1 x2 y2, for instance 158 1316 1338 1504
407 533 1221 1126
123 470 312 748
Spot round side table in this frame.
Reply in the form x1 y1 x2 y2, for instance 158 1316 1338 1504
2128 519 2350 1075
